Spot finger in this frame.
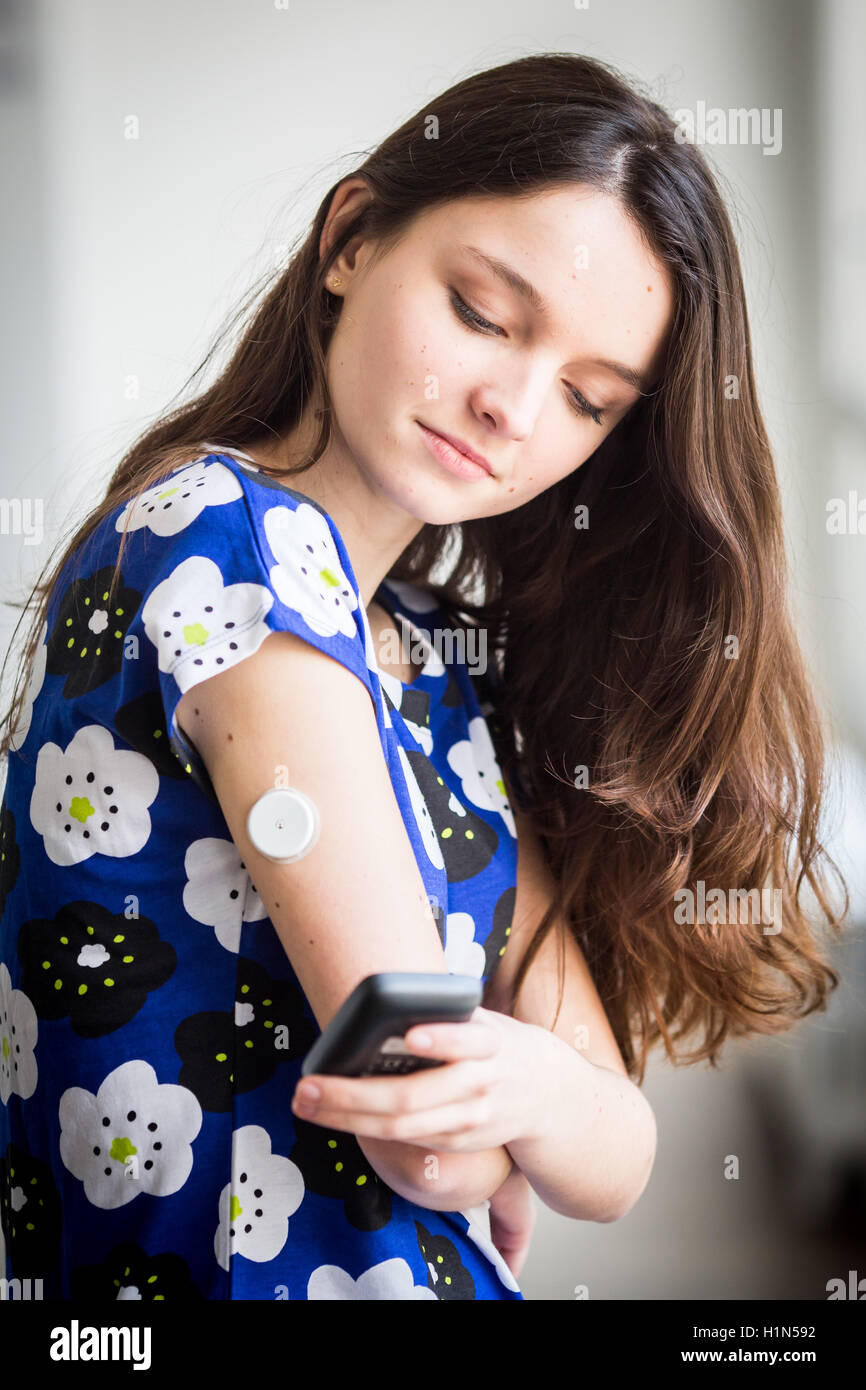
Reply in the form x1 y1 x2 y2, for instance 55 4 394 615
403 1020 501 1061
293 1058 493 1118
294 1093 493 1145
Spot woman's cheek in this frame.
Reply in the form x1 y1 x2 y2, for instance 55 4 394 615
420 338 479 406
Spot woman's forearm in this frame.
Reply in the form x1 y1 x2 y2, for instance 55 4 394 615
507 1029 657 1222
358 1133 514 1211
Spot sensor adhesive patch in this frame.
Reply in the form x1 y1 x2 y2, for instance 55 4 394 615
246 788 320 863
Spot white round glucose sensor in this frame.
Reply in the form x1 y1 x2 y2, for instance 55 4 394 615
246 788 320 863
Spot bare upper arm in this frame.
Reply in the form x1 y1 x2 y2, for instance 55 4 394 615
176 628 451 1034
482 778 628 1079
177 629 494 1202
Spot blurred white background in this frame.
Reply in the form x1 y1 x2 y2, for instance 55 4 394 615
1 0 864 1299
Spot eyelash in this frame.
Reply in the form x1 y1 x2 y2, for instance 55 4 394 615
447 288 605 426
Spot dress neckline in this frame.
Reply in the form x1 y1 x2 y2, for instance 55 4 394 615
203 447 432 689
201 441 258 463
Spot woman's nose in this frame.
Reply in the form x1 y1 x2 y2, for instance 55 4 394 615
468 359 552 443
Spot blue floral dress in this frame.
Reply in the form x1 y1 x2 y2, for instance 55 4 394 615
0 447 524 1300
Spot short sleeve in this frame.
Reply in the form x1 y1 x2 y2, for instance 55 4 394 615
115 450 378 802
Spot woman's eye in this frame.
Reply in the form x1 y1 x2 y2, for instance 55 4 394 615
449 286 604 427
567 387 604 427
449 289 504 336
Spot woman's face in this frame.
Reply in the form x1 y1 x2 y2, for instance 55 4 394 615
325 184 675 525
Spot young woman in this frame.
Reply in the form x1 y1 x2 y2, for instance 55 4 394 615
0 53 846 1301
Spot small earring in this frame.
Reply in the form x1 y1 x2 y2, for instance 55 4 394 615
329 275 343 289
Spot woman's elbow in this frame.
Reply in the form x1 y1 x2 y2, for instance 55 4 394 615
398 1144 513 1212
598 1101 658 1223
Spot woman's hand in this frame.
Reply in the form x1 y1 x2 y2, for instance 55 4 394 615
488 1161 537 1280
291 1006 557 1153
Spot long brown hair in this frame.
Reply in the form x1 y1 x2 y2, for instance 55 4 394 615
1 52 847 1083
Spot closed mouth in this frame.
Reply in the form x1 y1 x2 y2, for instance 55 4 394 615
416 421 495 476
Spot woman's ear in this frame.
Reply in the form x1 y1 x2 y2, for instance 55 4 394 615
318 175 375 284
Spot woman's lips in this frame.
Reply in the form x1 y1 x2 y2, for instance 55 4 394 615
416 421 495 480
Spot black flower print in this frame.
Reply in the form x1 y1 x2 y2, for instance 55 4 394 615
114 689 188 781
415 1220 476 1299
382 685 437 762
483 885 516 981
289 1115 393 1231
0 799 21 921
440 667 465 709
174 958 317 1112
45 566 141 698
380 684 431 737
0 1143 62 1279
70 1240 205 1300
404 748 499 882
401 687 431 730
17 900 177 1038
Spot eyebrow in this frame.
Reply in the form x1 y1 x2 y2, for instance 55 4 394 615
459 242 653 393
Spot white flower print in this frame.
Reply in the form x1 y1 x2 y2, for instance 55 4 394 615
406 716 434 756
376 667 404 709
461 1201 522 1292
443 912 485 978
307 1257 438 1300
0 963 38 1104
9 619 48 752
182 837 269 953
395 744 444 871
141 554 276 697
30 724 160 867
59 1059 202 1209
214 1124 304 1271
77 943 111 969
263 502 360 640
447 714 516 837
115 456 243 538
